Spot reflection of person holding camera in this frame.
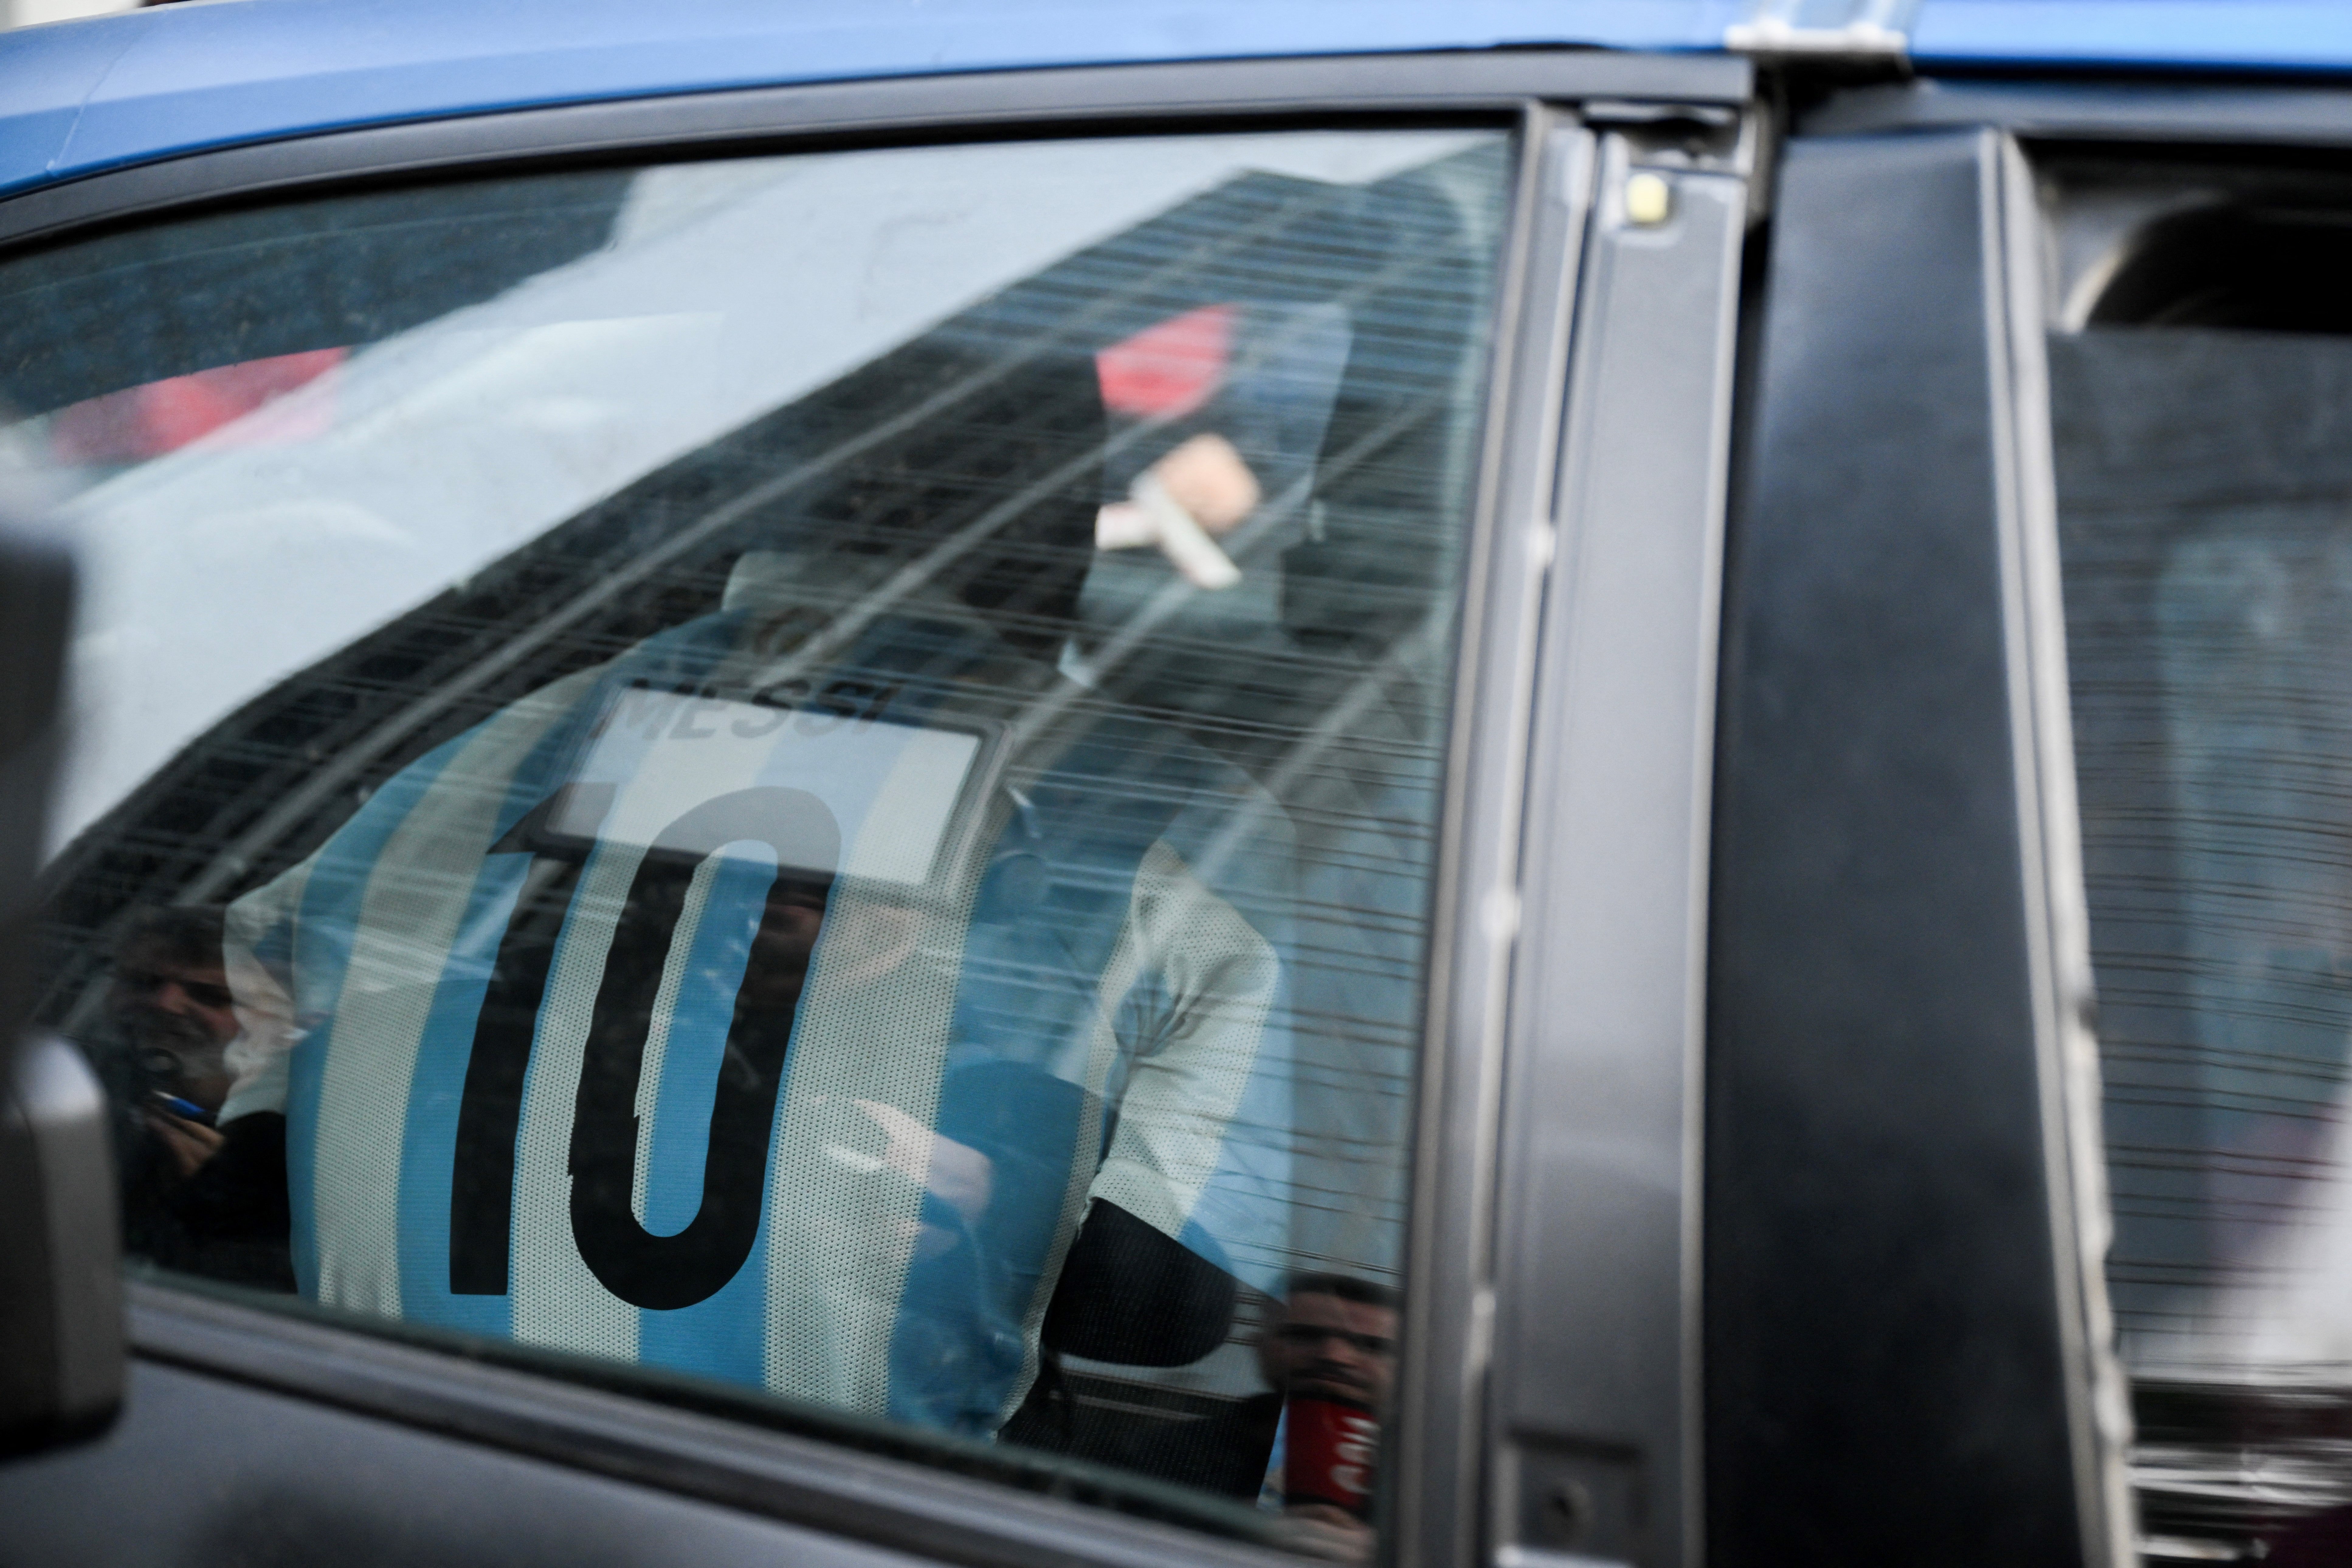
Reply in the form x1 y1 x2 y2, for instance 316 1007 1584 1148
111 908 240 1175
109 908 293 1289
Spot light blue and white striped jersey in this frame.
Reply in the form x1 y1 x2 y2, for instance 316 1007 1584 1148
222 560 1296 1435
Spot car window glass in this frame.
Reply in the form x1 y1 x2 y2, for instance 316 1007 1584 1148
2047 170 2352 1566
11 129 1509 1548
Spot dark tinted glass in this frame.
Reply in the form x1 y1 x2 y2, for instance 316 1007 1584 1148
2051 179 2352 1566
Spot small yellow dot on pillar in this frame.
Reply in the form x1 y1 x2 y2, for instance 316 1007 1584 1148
1624 171 1673 227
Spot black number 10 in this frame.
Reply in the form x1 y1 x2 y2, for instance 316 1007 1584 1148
449 784 840 1310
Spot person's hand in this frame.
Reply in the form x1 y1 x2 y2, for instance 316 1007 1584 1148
1270 1504 1374 1563
145 1110 225 1179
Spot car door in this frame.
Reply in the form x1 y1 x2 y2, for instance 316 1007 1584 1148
0 47 1754 1568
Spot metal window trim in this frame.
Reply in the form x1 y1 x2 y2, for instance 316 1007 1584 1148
0 50 1748 259
1392 101 1597 1568
1485 125 1749 1568
1801 76 2352 147
1985 130 2137 1568
3 63 1662 1568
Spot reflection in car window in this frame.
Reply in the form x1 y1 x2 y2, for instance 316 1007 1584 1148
2050 184 2352 1566
9 131 1507 1546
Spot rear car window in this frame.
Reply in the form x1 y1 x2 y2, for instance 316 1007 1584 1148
2046 162 2352 1565
8 129 1510 1548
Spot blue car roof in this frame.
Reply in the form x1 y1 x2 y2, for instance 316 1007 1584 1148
2 0 2350 204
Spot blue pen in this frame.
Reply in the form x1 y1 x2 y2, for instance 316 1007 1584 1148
149 1091 216 1127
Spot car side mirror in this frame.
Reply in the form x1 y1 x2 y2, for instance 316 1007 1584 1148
0 1034 122 1453
0 521 119 1455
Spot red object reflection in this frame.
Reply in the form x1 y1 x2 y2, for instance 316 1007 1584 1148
50 347 347 464
1282 1396 1378 1518
1095 303 1234 422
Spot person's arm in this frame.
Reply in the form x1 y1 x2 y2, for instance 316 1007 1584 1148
1085 839 1286 1263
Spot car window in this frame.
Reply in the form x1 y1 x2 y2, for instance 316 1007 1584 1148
2045 165 2352 1566
10 128 1508 1547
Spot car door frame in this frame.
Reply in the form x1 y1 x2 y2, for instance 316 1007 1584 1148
0 44 1757 1568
